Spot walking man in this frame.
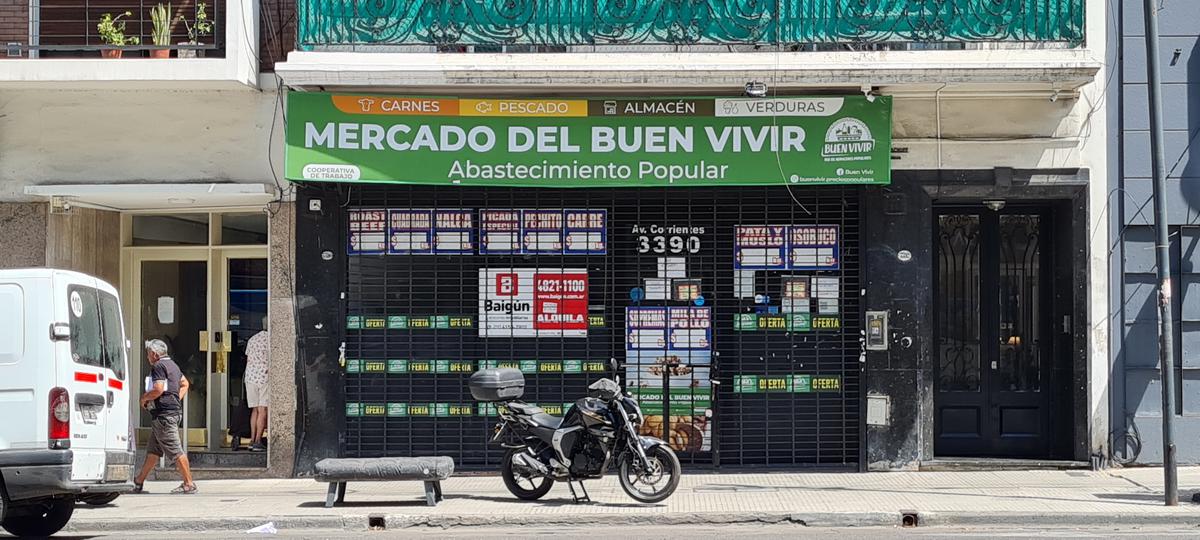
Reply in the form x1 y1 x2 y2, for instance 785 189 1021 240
133 339 197 494
244 320 270 452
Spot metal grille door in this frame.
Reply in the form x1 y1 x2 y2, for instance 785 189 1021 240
342 185 860 468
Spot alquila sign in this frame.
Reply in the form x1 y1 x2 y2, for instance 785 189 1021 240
285 93 892 187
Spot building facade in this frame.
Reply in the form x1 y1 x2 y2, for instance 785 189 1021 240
0 0 1135 476
1109 0 1200 465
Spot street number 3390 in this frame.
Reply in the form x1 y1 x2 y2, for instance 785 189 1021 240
637 235 701 254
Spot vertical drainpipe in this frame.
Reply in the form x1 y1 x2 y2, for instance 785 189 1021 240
28 0 39 59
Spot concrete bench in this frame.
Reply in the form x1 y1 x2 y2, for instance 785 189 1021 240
313 457 454 507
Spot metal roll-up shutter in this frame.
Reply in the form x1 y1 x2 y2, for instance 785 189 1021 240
342 185 860 469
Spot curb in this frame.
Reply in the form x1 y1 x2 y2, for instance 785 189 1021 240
918 512 1200 528
63 510 1200 532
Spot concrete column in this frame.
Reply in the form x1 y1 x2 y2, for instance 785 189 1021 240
45 207 120 287
267 202 298 477
0 202 48 268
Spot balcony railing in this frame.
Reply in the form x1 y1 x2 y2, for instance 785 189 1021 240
2 0 259 89
14 0 225 59
297 0 1085 51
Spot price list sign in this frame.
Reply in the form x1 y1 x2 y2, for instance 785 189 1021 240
667 307 712 351
387 209 433 254
789 225 840 270
433 209 474 254
522 210 565 253
733 225 787 269
564 209 607 254
480 210 521 254
348 209 387 254
626 307 668 350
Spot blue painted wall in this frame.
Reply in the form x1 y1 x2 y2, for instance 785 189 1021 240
1112 0 1200 464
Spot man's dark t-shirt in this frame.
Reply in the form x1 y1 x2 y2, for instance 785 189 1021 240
150 356 183 417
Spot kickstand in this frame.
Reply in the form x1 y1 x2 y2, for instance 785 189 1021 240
567 479 591 504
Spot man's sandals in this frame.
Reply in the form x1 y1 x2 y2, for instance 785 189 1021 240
170 483 198 494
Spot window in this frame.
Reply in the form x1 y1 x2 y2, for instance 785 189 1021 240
221 213 269 245
69 286 104 368
69 286 126 379
132 214 210 246
99 291 126 380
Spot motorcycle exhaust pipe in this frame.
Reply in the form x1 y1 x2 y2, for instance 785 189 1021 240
512 452 550 477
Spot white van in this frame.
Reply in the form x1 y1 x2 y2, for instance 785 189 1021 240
0 269 135 537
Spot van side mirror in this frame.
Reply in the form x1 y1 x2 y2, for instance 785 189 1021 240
50 322 70 341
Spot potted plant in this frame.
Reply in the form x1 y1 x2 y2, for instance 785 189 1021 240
149 3 172 58
97 11 139 58
176 2 213 59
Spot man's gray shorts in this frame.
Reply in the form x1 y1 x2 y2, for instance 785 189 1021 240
147 413 185 462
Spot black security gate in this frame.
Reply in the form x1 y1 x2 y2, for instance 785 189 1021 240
341 185 861 468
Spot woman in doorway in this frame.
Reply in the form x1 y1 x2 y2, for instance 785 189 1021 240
244 319 269 452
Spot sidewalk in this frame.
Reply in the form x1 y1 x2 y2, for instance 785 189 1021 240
66 467 1200 532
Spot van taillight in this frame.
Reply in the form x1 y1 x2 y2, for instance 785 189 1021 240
49 387 70 448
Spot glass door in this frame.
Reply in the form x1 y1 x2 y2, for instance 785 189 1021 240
134 257 209 448
125 211 270 456
220 256 268 450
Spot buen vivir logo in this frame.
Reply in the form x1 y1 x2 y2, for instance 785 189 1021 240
822 117 875 159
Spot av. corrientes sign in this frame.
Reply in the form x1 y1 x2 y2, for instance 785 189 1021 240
285 92 892 187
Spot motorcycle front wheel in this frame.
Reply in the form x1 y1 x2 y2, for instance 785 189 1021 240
618 444 681 504
501 449 555 500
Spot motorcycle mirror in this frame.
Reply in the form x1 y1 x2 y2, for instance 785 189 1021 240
609 357 619 372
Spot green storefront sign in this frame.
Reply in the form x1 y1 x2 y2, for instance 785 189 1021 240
732 374 841 393
286 93 891 187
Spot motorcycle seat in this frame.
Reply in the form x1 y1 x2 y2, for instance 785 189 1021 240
529 413 563 429
507 402 543 416
508 403 563 429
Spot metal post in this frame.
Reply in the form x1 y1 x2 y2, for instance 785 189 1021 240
1141 0 1178 506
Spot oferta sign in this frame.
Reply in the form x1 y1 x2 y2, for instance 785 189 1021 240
285 93 891 187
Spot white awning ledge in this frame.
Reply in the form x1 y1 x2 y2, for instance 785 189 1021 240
24 183 278 212
276 49 1103 92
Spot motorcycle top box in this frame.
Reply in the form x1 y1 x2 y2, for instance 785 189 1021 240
469 367 525 402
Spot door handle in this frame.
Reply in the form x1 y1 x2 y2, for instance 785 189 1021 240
107 390 114 408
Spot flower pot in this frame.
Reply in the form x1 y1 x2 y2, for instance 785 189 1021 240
177 41 197 59
100 49 122 59
149 48 171 59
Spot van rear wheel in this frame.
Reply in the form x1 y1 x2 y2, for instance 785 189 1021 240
79 492 121 506
2 497 75 537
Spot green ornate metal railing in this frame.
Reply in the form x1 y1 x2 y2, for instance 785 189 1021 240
297 0 1085 50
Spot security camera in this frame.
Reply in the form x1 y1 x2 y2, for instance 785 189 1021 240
744 81 768 98
861 84 876 103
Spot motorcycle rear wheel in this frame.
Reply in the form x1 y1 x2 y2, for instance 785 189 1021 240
618 445 681 504
502 449 555 500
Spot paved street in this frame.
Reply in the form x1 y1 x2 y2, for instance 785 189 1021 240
42 467 1200 535
46 524 1200 539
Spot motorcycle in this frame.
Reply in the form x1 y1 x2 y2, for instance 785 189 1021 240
468 363 681 504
